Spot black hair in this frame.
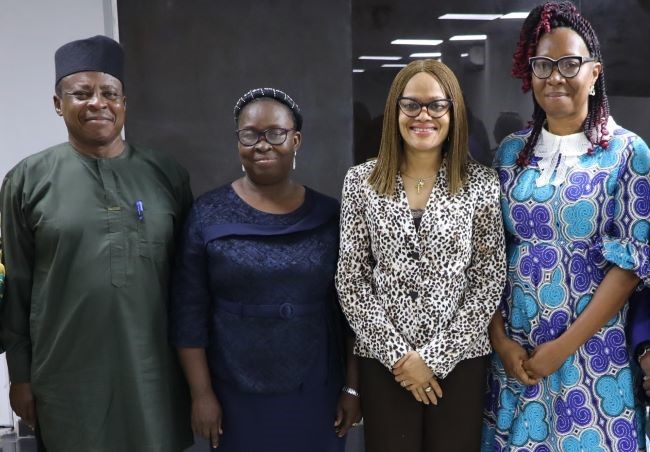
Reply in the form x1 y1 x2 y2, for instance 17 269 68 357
512 1 609 165
233 87 303 131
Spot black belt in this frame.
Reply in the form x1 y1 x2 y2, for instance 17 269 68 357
216 298 322 319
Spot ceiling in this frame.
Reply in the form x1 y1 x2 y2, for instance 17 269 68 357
352 0 650 96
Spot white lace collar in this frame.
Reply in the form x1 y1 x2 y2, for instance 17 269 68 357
534 116 616 187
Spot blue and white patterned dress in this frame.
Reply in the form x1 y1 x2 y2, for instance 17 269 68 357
482 118 650 451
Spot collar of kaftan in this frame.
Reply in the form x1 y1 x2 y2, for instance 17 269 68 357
533 116 617 187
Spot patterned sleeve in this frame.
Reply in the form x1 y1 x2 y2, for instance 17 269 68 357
0 166 34 382
169 203 211 347
335 167 411 369
601 135 650 286
418 171 507 378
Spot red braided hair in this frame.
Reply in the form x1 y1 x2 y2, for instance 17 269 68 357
511 1 610 166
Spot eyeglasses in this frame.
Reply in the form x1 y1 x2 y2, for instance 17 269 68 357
528 55 598 79
63 90 124 102
397 97 453 118
235 127 296 146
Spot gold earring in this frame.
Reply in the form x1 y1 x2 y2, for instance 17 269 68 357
589 85 596 96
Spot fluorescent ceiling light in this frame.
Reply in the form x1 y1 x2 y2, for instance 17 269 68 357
391 39 443 46
410 52 442 58
353 69 365 73
359 55 402 60
460 53 469 57
500 12 529 19
438 13 501 20
449 35 487 41
381 64 407 68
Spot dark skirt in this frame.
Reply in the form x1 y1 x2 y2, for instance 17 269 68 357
213 348 345 452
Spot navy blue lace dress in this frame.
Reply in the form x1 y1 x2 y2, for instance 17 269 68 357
171 184 346 452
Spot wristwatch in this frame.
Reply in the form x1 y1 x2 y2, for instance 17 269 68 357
342 385 360 397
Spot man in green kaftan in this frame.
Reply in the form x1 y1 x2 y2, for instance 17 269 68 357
0 35 193 451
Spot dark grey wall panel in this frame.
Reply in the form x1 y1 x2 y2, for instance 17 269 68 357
117 0 353 198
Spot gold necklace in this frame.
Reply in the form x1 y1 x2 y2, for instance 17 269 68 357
401 173 436 194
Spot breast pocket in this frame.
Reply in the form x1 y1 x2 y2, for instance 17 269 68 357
137 210 174 262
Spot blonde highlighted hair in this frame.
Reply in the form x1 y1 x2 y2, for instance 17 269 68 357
368 59 469 196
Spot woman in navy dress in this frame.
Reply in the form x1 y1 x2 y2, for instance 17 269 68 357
171 88 361 451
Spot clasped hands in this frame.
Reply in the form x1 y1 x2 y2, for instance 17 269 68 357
393 351 442 405
496 336 569 385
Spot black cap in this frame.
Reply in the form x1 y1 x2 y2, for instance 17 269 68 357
54 35 124 87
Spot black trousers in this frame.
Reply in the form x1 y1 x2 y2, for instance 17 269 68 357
359 355 487 452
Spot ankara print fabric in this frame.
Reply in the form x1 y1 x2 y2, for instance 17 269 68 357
482 121 650 451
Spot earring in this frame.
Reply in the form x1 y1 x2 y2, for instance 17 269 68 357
589 85 596 96
293 152 297 170
241 164 246 172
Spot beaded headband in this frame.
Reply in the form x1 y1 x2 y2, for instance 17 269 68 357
233 87 303 131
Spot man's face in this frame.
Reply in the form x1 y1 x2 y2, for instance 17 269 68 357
54 71 126 149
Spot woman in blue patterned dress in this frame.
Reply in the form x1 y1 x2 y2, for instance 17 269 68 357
171 88 361 451
482 2 649 451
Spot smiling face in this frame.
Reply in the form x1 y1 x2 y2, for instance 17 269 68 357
532 27 601 128
54 71 126 152
398 72 450 156
237 99 301 185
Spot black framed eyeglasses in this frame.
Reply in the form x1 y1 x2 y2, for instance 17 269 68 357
235 127 296 146
397 97 453 118
529 55 598 79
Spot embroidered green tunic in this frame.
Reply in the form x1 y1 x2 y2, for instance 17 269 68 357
1 142 193 452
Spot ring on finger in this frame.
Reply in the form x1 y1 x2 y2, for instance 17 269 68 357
401 380 407 387
424 385 433 393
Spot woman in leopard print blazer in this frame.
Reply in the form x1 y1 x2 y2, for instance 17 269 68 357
335 59 506 451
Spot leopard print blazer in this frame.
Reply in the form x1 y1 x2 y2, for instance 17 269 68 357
335 158 506 378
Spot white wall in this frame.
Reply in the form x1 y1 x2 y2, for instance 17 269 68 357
0 0 116 428
0 0 117 180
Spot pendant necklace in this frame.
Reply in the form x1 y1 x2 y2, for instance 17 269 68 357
401 173 436 194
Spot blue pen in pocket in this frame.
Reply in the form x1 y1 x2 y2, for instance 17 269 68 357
135 200 145 222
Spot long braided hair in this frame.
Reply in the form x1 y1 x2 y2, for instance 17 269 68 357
512 1 610 166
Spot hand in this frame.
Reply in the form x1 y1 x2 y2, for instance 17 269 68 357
191 391 223 448
639 352 650 398
493 337 538 385
9 383 36 429
394 351 442 405
523 339 568 380
408 377 443 405
334 392 362 437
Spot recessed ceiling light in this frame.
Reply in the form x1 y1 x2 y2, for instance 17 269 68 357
409 52 442 58
391 39 443 46
359 55 402 60
353 69 365 73
500 12 530 19
438 14 501 20
449 35 487 41
381 64 408 68
460 53 469 57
